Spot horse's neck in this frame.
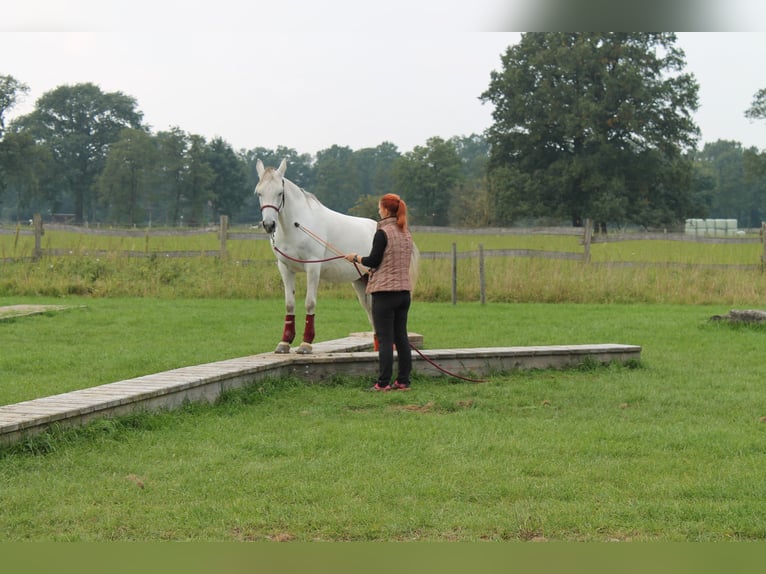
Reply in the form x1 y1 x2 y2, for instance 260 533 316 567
279 181 314 230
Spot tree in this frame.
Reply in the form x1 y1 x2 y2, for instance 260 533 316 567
745 88 766 123
313 145 359 212
0 131 52 221
448 134 492 226
393 137 463 226
450 134 490 180
95 128 158 224
12 83 143 223
0 75 29 139
744 88 766 181
481 33 700 228
348 194 380 220
0 75 36 217
352 142 401 200
695 140 766 227
154 127 189 225
204 137 249 220
181 134 215 226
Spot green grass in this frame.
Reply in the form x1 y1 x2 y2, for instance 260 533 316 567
3 299 766 541
4 227 766 304
3 246 766 304
3 228 766 541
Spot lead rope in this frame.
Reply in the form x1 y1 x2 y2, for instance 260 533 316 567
409 343 488 384
292 222 366 278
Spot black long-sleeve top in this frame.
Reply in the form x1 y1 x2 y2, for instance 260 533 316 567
359 227 389 269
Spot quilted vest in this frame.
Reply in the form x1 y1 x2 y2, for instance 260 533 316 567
366 217 413 294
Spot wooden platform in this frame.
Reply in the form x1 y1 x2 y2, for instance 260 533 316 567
0 334 640 446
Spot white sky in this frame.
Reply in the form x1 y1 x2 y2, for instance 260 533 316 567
2 2 766 156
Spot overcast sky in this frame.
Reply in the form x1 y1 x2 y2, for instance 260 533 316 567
2 2 766 157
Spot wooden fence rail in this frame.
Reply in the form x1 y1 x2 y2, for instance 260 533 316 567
4 218 766 298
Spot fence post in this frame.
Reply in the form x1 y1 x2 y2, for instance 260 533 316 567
479 243 486 305
33 213 43 260
761 222 766 267
219 215 229 258
451 242 457 305
583 218 593 263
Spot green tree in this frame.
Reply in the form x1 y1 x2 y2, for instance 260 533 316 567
313 145 359 212
12 82 143 223
448 134 492 226
353 142 401 200
0 75 29 139
744 88 766 181
481 33 700 228
0 75 36 218
204 137 249 220
394 137 462 226
745 88 766 123
696 140 766 227
152 129 216 226
182 134 215 226
451 134 489 180
154 127 189 226
95 128 158 224
0 131 52 221
348 194 380 220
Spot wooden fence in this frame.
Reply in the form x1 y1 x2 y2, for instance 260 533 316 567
4 216 766 305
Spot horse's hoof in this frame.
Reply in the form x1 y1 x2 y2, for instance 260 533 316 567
275 342 291 354
295 342 313 354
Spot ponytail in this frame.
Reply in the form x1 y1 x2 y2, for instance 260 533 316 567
380 193 408 230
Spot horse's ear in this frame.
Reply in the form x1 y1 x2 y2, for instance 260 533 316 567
256 159 264 179
277 158 287 177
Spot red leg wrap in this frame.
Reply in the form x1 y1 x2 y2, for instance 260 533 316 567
282 314 296 343
373 333 379 352
303 314 315 344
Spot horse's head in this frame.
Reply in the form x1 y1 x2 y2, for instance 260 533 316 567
255 158 288 234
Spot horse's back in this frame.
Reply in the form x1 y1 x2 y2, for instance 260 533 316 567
320 208 377 251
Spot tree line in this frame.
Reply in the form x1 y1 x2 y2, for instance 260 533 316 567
1 33 765 230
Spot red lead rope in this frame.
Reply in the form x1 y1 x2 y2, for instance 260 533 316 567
409 343 488 384
271 243 345 264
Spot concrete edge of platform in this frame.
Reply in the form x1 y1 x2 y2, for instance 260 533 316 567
0 336 641 446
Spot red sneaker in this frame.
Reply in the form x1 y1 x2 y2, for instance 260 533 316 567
391 381 410 391
369 383 391 392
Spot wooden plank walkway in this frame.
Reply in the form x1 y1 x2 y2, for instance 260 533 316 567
0 335 640 446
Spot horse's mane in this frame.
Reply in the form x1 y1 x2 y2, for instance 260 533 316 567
262 165 324 209
285 177 322 208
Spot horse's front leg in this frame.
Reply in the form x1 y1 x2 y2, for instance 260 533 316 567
296 265 321 354
276 261 296 354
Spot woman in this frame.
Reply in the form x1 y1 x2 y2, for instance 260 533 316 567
345 194 414 391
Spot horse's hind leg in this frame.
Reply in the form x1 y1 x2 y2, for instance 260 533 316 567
276 262 296 354
352 277 375 347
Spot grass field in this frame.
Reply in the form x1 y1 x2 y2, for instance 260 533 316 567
3 227 766 542
3 298 766 541
3 228 766 304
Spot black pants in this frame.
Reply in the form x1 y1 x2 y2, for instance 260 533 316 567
371 290 412 386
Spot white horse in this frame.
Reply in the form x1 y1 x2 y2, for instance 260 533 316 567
255 158 379 354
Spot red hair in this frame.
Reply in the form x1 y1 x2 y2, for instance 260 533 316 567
380 193 408 230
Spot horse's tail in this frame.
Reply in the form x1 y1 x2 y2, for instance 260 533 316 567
409 243 420 293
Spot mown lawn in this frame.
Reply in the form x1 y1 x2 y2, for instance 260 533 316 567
3 298 766 541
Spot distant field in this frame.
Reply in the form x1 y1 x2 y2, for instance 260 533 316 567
2 226 766 304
